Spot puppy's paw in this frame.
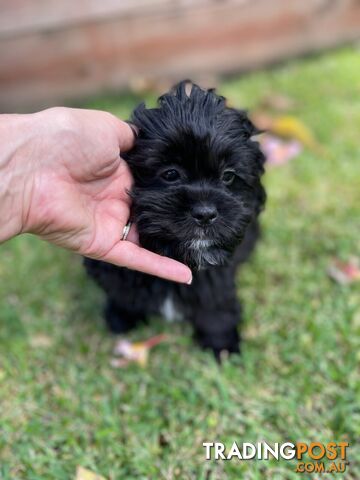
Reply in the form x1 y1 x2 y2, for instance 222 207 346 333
195 327 240 362
212 343 240 363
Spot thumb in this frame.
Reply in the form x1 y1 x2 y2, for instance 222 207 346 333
113 118 138 153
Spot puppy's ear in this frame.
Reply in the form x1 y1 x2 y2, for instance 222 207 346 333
235 109 262 140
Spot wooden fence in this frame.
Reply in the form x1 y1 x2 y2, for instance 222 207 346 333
1 0 360 111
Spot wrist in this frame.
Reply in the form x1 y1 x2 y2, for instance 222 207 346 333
0 113 38 243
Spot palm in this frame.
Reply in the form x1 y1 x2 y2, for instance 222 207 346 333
32 156 133 259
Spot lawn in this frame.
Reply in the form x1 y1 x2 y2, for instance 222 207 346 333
1 47 359 479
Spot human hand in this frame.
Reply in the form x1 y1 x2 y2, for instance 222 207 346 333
0 107 192 284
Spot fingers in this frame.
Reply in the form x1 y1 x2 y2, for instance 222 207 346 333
100 241 193 284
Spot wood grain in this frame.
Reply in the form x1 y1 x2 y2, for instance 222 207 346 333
1 0 359 111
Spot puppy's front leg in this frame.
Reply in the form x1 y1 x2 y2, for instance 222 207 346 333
188 271 241 359
193 309 241 360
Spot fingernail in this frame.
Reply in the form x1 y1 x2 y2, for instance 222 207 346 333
125 121 139 139
186 275 193 285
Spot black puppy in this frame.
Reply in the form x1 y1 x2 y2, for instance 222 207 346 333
85 81 266 357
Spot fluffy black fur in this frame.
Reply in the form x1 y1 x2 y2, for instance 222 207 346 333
85 81 266 358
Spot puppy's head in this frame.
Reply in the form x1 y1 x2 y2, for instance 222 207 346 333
124 81 266 271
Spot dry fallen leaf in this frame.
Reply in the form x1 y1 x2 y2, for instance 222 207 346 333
111 340 149 367
29 334 53 348
252 113 322 154
259 93 296 111
111 334 169 368
76 466 107 480
271 116 320 151
327 258 360 285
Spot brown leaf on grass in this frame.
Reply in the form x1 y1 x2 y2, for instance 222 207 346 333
327 257 360 285
110 334 169 368
75 466 107 480
259 93 296 111
29 334 53 348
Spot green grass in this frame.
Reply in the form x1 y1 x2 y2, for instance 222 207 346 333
1 47 360 479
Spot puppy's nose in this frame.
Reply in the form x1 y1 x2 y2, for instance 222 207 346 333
191 204 218 226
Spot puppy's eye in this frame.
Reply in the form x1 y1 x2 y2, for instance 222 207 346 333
222 170 236 186
161 169 180 182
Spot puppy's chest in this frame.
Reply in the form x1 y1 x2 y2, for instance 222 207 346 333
159 294 184 322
